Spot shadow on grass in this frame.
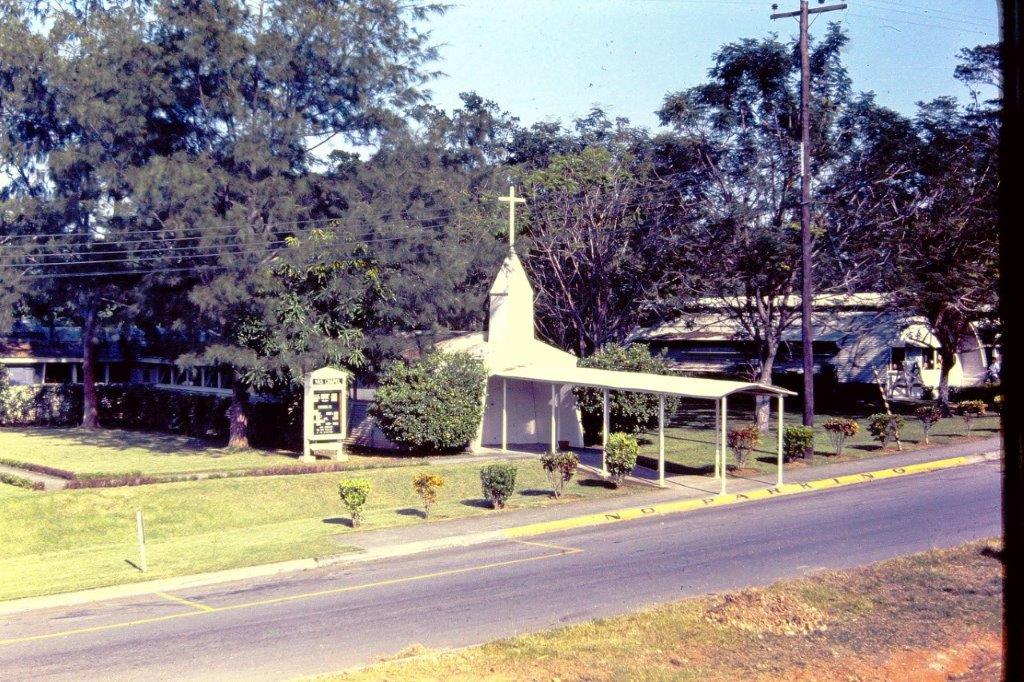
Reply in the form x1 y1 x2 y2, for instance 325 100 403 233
322 516 354 527
578 478 617 490
396 507 426 519
519 488 553 497
9 426 223 455
460 498 492 509
123 559 145 573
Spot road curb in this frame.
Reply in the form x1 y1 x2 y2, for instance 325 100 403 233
0 450 999 617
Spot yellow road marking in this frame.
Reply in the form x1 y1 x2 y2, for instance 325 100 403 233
154 591 214 612
505 455 980 538
509 539 583 554
0 548 574 648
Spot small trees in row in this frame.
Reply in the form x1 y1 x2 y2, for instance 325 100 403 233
605 433 639 486
541 451 580 498
821 418 859 457
727 425 762 468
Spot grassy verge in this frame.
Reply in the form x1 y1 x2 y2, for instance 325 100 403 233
0 461 633 601
0 483 34 499
639 404 1000 476
329 539 1003 681
0 427 419 477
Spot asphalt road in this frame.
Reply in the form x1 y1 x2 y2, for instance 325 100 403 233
0 460 1002 681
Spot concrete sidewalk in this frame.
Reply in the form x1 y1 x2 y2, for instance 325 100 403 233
0 435 1001 616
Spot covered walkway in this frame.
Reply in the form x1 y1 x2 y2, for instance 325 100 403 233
492 364 796 494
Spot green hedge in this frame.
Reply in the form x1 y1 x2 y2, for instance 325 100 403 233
0 383 301 450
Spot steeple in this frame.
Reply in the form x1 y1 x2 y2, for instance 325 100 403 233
487 187 535 344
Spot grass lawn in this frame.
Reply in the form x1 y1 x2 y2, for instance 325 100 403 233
0 427 419 477
330 539 1003 681
638 402 1001 477
0 460 634 601
0 483 34 499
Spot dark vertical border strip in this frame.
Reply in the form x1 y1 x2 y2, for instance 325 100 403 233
1000 0 1022 678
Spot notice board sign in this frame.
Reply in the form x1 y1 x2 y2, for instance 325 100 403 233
312 390 342 435
303 367 349 461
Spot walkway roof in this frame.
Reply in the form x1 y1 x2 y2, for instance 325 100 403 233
493 364 796 400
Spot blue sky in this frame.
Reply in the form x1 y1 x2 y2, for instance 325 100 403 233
423 0 999 130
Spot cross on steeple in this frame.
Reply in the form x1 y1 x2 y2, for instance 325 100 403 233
498 186 525 251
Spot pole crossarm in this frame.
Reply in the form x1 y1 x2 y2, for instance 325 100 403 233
771 3 846 20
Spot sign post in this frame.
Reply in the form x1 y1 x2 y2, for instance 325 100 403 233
303 367 350 462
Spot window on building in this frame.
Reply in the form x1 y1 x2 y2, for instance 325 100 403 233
890 347 905 370
5 366 37 385
107 362 131 383
44 363 73 384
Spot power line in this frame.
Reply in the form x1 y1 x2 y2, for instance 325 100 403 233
6 218 452 263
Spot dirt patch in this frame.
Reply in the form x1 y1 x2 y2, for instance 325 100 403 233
786 631 1003 682
704 590 827 636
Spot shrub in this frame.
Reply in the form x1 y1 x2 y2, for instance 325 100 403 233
370 350 487 453
574 344 681 442
338 478 371 527
821 417 859 456
867 413 905 450
540 450 579 498
954 400 987 433
783 425 815 461
915 405 943 444
0 384 82 426
727 425 762 468
412 472 445 519
0 458 76 480
605 432 639 486
0 472 44 491
480 463 517 509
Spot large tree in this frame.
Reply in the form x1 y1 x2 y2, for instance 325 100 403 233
142 0 443 447
0 1 180 427
842 46 1000 410
517 143 681 357
655 25 858 430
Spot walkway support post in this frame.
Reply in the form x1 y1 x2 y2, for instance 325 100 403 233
501 379 508 452
719 397 728 496
602 389 610 475
550 383 557 453
777 394 785 487
658 394 666 488
714 398 720 479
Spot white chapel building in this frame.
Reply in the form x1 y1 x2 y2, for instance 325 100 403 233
436 248 586 452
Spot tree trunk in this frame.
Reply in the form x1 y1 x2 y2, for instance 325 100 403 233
754 354 776 432
227 382 250 449
937 348 957 416
80 302 100 429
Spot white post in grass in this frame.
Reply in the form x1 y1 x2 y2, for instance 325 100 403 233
501 379 508 452
135 510 147 573
777 394 785 487
719 397 728 496
658 394 666 488
602 388 610 475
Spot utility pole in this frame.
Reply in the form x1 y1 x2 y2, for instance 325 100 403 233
771 0 846 459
